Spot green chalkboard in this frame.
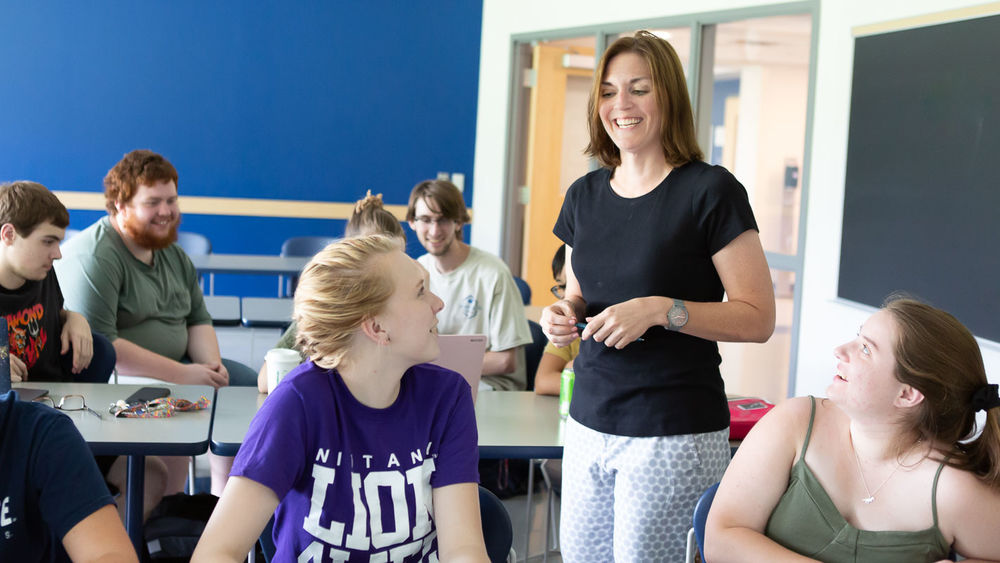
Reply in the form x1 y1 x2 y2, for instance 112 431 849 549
839 12 1000 342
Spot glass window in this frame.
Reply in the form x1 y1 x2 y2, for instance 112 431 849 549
704 15 812 256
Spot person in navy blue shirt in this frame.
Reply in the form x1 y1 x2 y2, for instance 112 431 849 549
0 391 136 562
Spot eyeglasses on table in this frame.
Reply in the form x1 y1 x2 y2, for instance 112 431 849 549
37 394 103 419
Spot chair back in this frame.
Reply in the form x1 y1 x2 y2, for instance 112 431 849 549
479 485 514 563
513 276 531 305
177 231 212 255
280 236 337 257
694 482 719 562
524 320 547 391
71 331 117 383
280 236 337 296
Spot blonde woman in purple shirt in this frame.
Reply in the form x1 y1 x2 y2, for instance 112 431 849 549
193 235 488 562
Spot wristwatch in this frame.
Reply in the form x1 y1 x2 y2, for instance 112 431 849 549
667 299 689 331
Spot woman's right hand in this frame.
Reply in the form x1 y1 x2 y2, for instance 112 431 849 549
541 300 579 348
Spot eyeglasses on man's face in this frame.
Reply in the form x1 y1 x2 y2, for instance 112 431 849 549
550 284 566 299
413 216 455 229
37 394 103 419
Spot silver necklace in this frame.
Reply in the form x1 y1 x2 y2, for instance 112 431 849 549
849 431 901 505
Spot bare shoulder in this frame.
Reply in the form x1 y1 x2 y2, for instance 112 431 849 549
737 395 839 459
937 464 1000 514
733 396 816 462
755 395 816 433
936 464 1000 556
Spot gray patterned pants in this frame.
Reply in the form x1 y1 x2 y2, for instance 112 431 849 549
559 417 730 562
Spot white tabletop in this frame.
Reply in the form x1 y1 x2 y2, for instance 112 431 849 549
475 391 564 459
211 386 266 455
190 253 310 276
210 388 564 459
241 297 294 327
204 295 242 325
13 382 215 456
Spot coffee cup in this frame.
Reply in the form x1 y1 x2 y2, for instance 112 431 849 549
265 348 302 392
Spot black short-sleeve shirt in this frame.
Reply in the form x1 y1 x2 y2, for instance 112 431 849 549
554 161 758 437
0 270 66 382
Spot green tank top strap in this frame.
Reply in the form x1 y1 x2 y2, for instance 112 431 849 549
800 396 818 463
931 457 949 528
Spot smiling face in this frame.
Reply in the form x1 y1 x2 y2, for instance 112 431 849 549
375 249 445 366
409 197 462 258
0 221 64 288
598 51 664 159
116 179 180 250
827 309 908 414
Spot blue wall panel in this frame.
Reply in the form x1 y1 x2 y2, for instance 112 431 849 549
2 1 482 296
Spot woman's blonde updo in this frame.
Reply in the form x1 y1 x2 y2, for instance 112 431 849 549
345 190 405 241
293 234 402 370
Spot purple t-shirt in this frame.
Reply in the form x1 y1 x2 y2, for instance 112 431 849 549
231 361 479 562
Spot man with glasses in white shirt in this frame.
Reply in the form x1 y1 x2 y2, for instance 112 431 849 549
406 179 531 390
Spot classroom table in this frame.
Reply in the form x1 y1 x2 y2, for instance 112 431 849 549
475 391 564 459
240 297 294 328
211 387 565 458
211 388 564 562
189 254 310 295
204 295 242 326
210 386 267 456
13 382 215 555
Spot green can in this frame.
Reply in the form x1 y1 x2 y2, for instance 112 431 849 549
559 368 575 419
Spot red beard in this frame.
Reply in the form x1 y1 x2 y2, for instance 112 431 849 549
120 213 180 250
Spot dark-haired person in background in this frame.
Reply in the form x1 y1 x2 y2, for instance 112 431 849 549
533 244 576 396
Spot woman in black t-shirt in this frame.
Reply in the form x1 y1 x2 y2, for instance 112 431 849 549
541 31 775 561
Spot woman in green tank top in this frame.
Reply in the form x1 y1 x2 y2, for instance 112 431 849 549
706 298 1000 562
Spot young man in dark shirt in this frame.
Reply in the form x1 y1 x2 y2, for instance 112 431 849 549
0 181 104 382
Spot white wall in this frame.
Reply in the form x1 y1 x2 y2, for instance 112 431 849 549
473 0 1000 397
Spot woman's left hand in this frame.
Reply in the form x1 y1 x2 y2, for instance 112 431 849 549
582 297 658 349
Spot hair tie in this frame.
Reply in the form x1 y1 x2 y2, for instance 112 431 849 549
971 383 1000 412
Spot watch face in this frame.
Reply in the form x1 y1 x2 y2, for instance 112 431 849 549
669 303 688 327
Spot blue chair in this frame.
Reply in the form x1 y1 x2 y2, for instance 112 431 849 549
691 482 719 563
280 236 337 296
524 320 547 391
67 331 116 383
176 231 213 292
513 276 531 305
258 516 276 562
479 485 514 563
176 231 212 255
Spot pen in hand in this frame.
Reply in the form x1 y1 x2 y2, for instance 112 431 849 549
576 322 645 343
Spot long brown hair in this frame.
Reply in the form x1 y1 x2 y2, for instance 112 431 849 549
585 30 703 168
886 298 1000 489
